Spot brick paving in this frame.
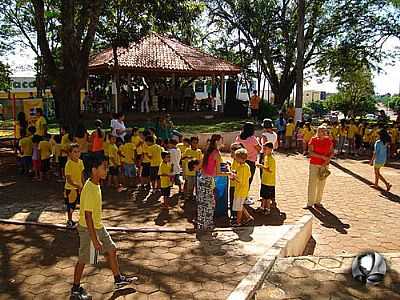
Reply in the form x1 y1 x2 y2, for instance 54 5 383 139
257 254 400 299
1 151 400 299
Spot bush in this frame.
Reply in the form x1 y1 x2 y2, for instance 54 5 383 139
258 101 279 120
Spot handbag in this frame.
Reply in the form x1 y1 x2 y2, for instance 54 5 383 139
319 166 331 179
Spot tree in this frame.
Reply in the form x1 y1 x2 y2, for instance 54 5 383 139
325 66 376 117
303 100 328 117
0 0 104 130
206 0 400 108
0 61 11 92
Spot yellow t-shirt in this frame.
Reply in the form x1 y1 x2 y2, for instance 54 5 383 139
261 154 276 186
177 143 188 155
183 148 203 176
330 126 339 139
303 128 315 142
75 136 89 153
234 162 251 198
79 180 103 229
389 127 399 143
285 123 295 137
120 142 135 164
339 127 347 137
229 159 239 188
54 144 62 162
103 140 110 157
35 116 47 136
38 140 52 160
347 124 358 139
159 162 172 188
64 159 84 190
108 144 120 167
142 143 150 163
131 135 142 148
19 137 33 157
61 133 72 157
147 144 163 167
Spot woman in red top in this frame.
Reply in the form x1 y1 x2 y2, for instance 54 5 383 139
90 119 105 159
305 125 333 209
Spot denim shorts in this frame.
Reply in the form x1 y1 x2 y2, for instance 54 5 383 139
124 164 136 177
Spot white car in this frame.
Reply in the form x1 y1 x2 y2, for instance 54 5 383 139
365 114 378 121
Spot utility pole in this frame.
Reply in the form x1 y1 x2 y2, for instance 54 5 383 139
295 0 305 122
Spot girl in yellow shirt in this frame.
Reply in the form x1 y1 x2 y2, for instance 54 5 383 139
302 122 315 155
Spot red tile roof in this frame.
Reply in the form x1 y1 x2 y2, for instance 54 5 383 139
89 33 241 76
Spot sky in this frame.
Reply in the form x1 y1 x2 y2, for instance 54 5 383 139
5 37 400 95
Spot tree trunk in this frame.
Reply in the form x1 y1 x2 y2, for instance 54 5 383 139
112 46 121 113
295 0 305 122
53 78 81 133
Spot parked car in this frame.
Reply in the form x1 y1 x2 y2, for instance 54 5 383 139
365 113 378 121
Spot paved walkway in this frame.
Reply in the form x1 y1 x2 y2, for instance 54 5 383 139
0 223 297 299
257 253 400 299
1 152 400 255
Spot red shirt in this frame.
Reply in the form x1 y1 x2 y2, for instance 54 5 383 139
309 136 332 165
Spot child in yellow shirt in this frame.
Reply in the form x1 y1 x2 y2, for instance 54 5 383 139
228 142 244 222
285 118 295 150
257 142 276 214
158 151 173 209
389 124 399 158
120 133 136 187
145 135 163 191
108 135 126 192
338 121 347 155
38 134 52 181
18 130 33 175
347 119 358 155
182 136 203 203
303 122 315 155
64 144 84 228
231 148 253 226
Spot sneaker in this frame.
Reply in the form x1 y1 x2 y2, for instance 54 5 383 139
71 286 92 300
114 275 138 290
66 220 75 229
244 197 255 205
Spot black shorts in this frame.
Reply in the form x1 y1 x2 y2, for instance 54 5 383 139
260 184 275 200
173 174 181 185
142 162 151 177
161 187 171 197
135 154 143 165
64 189 80 211
109 166 119 176
59 156 68 169
41 159 50 173
150 166 159 180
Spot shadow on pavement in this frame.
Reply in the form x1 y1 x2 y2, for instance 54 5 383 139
331 160 400 204
309 206 350 234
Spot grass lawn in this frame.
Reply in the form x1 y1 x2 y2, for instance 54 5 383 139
0 117 251 137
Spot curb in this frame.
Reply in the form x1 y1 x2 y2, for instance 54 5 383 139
227 214 313 300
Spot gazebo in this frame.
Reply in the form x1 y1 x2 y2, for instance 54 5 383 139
88 32 241 114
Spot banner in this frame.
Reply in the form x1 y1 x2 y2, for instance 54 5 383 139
23 99 43 127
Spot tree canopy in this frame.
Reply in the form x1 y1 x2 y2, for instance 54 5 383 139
206 0 400 108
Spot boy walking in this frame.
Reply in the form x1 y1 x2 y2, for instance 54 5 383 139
65 144 85 229
71 155 137 299
182 137 202 203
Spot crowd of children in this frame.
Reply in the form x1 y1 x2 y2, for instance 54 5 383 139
279 118 399 159
15 110 398 231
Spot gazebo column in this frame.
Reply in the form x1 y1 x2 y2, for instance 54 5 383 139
112 73 118 113
220 74 225 112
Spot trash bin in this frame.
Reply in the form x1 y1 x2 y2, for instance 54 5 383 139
214 163 229 217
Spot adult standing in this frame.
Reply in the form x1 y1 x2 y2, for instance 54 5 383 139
196 134 229 238
16 112 28 140
305 125 333 209
249 90 261 121
235 122 262 184
141 87 150 113
275 113 286 147
111 113 128 142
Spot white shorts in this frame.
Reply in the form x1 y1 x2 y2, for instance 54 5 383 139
233 197 246 211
